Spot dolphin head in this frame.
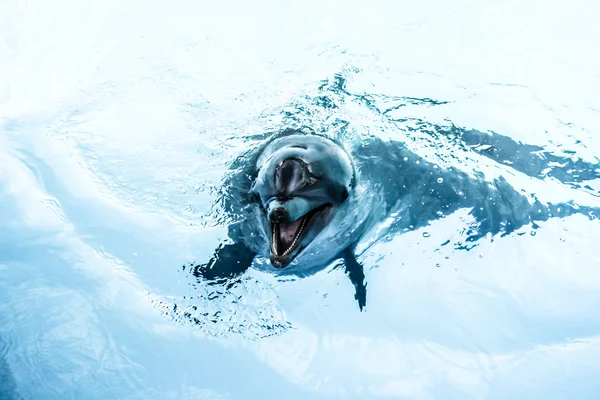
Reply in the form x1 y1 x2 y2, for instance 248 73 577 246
251 133 354 268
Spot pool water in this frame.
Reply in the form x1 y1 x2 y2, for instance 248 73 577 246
2 1 600 399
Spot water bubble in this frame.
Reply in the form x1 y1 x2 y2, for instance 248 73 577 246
530 231 536 236
458 191 464 196
423 232 431 238
436 263 441 268
436 211 444 217
385 234 392 241
437 177 444 183
403 157 408 161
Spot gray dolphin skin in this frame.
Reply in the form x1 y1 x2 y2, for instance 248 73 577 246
252 134 354 269
188 76 600 311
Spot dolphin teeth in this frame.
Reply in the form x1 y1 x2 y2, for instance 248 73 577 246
271 222 279 255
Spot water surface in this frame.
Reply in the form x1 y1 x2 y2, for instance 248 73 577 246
1 1 600 399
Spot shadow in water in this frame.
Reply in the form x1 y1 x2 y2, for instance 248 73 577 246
354 134 598 247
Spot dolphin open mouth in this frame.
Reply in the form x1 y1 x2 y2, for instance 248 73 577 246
270 205 329 268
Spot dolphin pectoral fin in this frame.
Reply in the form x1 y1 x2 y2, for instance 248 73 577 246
190 241 256 283
342 247 367 311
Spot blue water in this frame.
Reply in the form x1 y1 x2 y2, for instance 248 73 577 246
2 1 600 399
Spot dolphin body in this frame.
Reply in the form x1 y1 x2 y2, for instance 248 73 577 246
189 124 599 310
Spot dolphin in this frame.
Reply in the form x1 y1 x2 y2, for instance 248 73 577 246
186 75 600 311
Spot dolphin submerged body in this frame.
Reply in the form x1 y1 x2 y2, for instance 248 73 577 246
189 125 599 310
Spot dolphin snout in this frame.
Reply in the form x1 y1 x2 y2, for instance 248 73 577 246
269 206 289 223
